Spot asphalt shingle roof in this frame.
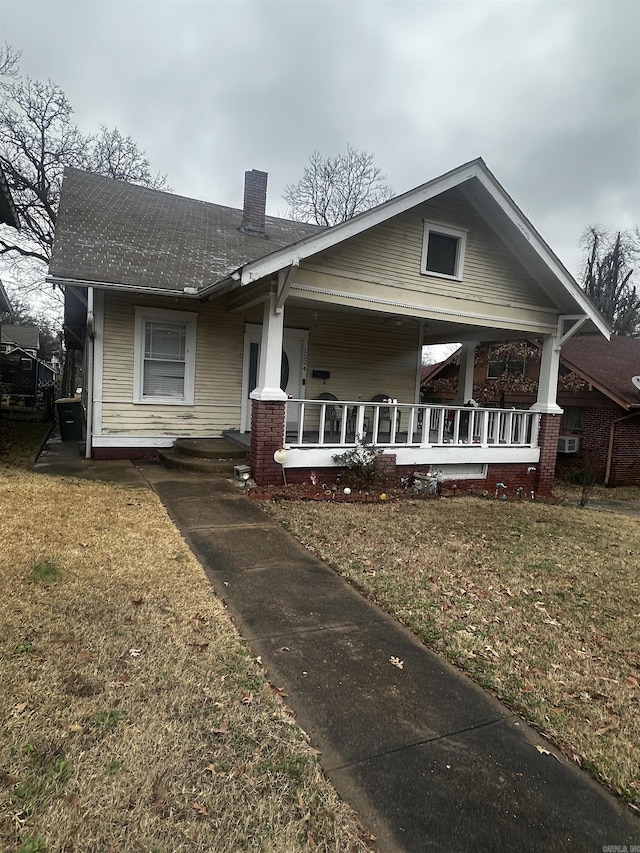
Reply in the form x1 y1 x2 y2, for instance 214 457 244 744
49 168 322 292
1 324 39 350
561 335 640 408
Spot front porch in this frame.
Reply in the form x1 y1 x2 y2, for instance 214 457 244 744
233 396 560 495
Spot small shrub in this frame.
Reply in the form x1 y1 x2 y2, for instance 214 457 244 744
333 437 387 489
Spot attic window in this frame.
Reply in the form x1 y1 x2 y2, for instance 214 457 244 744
421 222 467 280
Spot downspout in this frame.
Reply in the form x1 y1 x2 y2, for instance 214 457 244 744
85 287 95 459
604 409 640 486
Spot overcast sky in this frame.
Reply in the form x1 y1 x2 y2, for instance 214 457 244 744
2 0 639 280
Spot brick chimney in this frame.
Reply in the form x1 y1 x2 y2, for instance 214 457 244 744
240 169 268 236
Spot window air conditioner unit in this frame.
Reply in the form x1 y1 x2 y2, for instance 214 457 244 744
558 436 580 454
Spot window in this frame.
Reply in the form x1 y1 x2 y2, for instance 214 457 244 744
421 221 467 280
134 307 197 404
487 344 525 379
562 407 584 435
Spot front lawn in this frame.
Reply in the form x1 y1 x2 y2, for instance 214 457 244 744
264 496 640 811
0 467 370 852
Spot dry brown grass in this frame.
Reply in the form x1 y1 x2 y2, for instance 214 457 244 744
553 481 640 505
0 469 371 853
264 496 640 810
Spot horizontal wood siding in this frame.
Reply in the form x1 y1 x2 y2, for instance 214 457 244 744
284 306 419 403
100 293 244 436
295 187 558 332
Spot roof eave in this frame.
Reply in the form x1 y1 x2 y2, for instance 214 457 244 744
47 274 201 300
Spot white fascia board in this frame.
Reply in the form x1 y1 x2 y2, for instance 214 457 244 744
472 170 611 338
236 159 486 286
46 275 196 300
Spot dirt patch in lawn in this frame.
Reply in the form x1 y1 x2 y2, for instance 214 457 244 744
264 496 640 811
0 470 371 853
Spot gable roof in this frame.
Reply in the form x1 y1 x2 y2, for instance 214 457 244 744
48 160 609 338
1 324 39 350
0 165 19 230
207 158 608 337
561 335 640 409
48 168 321 294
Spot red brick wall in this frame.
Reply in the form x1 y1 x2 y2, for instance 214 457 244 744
93 447 158 460
534 413 561 496
250 400 286 484
608 412 640 486
241 170 268 234
555 403 640 486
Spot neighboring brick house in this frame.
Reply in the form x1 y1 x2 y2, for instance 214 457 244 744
422 336 640 486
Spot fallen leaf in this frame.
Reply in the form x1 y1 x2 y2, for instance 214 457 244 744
189 643 209 654
307 831 317 849
69 724 85 733
536 745 561 762
212 720 229 735
270 685 288 699
625 676 639 688
276 646 290 653
390 656 404 670
522 685 534 693
13 702 28 715
192 801 208 816
595 724 617 736
241 691 254 705
131 597 144 606
297 790 305 810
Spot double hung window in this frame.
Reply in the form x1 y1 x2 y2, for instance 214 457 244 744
134 308 196 405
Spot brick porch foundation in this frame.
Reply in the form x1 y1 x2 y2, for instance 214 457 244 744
250 400 286 484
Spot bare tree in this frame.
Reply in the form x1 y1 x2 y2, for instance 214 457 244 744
0 43 168 314
284 145 393 226
581 227 640 337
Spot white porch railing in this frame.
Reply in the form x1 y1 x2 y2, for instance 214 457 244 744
286 400 540 450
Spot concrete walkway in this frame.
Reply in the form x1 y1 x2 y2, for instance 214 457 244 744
143 469 639 852
33 442 640 851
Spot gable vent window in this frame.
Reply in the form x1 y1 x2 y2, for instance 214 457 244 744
421 221 467 280
134 307 197 405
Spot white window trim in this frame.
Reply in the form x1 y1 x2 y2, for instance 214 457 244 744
420 221 467 281
134 306 197 405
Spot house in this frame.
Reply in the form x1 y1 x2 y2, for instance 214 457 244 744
421 336 640 486
0 324 58 407
46 159 610 495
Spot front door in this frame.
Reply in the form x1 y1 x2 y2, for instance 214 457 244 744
241 325 308 433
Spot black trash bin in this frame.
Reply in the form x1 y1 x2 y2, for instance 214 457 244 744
56 397 83 441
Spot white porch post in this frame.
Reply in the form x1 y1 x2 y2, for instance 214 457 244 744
453 341 477 404
530 334 563 414
250 291 288 402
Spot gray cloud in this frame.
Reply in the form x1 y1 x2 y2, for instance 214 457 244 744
3 0 639 278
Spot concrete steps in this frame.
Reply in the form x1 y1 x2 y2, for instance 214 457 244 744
158 438 248 477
